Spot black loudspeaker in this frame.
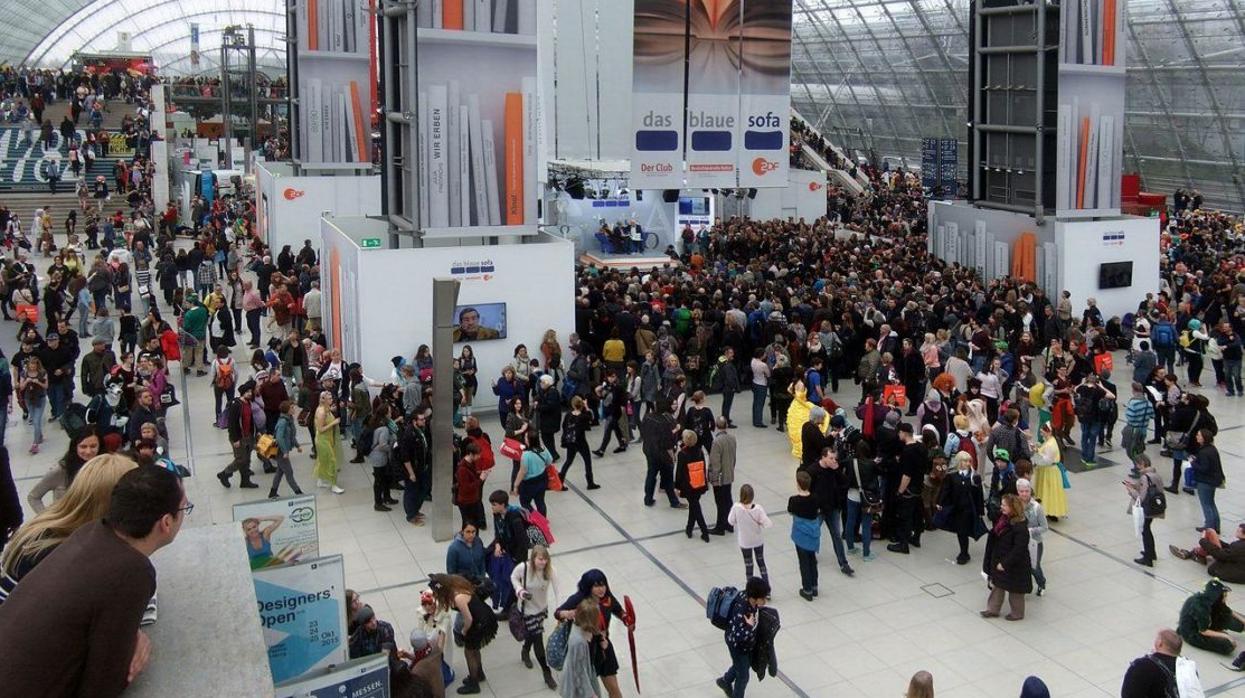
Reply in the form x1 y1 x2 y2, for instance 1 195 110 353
635 190 643 201
662 189 679 202
747 188 757 199
565 179 586 200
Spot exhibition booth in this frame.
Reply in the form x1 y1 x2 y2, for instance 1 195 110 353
255 160 382 256
747 168 829 222
319 215 576 381
929 199 1160 322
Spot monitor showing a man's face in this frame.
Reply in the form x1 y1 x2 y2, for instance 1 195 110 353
458 309 480 333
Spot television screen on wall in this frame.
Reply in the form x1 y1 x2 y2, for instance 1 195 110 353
452 303 507 342
1098 261 1133 290
678 196 709 216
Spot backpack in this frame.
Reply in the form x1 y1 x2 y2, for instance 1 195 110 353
955 435 977 467
1152 323 1175 348
827 334 844 362
215 360 235 389
522 507 555 545
357 426 375 457
706 586 741 630
1093 352 1114 376
686 459 707 491
59 402 88 437
1141 476 1167 518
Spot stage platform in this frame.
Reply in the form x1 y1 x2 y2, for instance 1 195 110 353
579 252 679 270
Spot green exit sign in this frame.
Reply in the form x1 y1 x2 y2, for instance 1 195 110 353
360 238 382 249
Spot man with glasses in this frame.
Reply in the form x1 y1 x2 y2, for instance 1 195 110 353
0 467 189 697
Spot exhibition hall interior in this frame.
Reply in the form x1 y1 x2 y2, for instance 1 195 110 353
2 0 1245 697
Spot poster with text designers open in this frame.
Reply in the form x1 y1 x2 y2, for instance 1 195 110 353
253 554 348 684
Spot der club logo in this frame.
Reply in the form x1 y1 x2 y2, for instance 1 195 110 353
283 188 305 200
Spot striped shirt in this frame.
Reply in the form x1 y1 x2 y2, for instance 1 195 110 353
1124 397 1155 428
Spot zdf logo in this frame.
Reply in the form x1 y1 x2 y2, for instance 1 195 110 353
752 158 779 176
283 188 305 200
808 181 823 192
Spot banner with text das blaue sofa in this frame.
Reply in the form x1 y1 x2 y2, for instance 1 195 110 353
631 0 687 189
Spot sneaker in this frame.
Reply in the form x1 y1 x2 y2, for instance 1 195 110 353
798 589 814 601
1081 460 1096 469
1170 545 1191 560
316 479 328 489
1230 652 1245 672
586 483 601 491
374 503 391 512
840 564 855 577
846 546 860 556
862 552 877 562
591 450 605 457
268 490 280 500
331 485 345 494
1036 587 1045 597
612 447 626 454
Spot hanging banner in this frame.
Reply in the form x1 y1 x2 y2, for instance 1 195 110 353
631 0 687 189
921 138 938 190
736 0 792 188
190 24 200 68
275 653 390 698
233 494 321 571
685 0 742 188
253 554 348 684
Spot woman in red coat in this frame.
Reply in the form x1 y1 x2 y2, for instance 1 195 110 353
159 322 182 363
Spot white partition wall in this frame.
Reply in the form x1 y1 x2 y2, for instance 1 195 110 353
321 216 576 381
749 169 828 221
1053 216 1160 322
256 160 382 256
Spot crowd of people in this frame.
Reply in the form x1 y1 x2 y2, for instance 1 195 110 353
0 92 1242 696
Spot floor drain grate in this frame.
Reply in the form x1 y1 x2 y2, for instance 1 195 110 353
922 583 954 598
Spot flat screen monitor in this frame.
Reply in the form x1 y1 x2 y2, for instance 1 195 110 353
452 303 507 342
1098 261 1133 290
678 196 709 216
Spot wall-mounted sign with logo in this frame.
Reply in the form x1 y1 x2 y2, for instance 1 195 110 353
283 188 305 200
449 259 497 281
1101 232 1126 247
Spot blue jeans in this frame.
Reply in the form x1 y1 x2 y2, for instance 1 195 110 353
47 381 69 419
1196 481 1220 533
822 508 849 566
29 397 46 445
721 645 752 698
1226 359 1243 396
845 499 873 556
751 385 767 426
1080 421 1102 462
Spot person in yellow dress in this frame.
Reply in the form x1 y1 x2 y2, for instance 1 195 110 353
1030 421 1068 519
785 380 830 460
313 390 344 494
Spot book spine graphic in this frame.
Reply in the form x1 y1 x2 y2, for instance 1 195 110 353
467 94 489 226
481 118 502 225
504 92 524 224
428 84 449 227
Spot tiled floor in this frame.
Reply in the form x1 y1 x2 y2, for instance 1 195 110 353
7 313 1245 697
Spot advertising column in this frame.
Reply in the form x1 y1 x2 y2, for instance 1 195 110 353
685 0 742 188
737 0 792 189
631 0 687 189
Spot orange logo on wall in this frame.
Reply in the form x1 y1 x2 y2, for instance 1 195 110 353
808 181 823 192
283 188 305 200
752 158 778 177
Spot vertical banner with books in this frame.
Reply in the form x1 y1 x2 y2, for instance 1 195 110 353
190 24 200 69
685 0 742 188
232 495 321 571
631 0 687 189
736 0 792 188
253 555 348 684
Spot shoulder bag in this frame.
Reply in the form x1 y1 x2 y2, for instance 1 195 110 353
508 565 528 641
851 458 883 515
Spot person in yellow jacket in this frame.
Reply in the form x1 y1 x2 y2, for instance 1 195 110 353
785 380 829 460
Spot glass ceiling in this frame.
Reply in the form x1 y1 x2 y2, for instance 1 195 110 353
3 0 1242 210
0 0 287 77
792 0 1245 212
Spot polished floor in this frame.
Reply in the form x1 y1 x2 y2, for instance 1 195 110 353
6 310 1245 697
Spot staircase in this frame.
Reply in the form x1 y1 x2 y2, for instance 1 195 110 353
790 108 871 195
0 97 144 195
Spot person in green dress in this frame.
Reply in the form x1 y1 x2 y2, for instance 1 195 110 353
314 390 344 493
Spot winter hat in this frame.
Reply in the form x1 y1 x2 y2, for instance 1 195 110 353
992 447 1011 462
1019 676 1051 698
884 411 902 427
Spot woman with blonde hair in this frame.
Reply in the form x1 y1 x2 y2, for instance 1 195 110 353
560 599 603 698
509 544 559 689
313 390 343 494
0 454 138 603
906 669 934 698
